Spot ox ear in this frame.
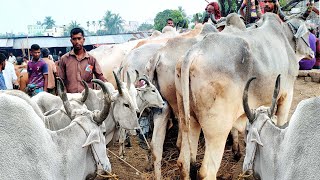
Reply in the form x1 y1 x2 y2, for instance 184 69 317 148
82 129 101 147
251 128 263 146
294 23 308 38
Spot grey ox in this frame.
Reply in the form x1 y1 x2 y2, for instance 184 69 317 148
242 75 320 180
176 13 314 179
0 79 112 180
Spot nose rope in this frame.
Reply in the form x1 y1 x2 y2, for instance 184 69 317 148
74 121 118 179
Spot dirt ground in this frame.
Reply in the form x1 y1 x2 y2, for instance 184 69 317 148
106 77 320 180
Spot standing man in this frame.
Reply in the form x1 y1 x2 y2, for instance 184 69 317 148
0 53 7 90
203 2 222 24
27 44 48 95
166 18 175 27
8 52 16 64
3 52 18 90
60 28 106 93
240 0 262 24
41 48 57 94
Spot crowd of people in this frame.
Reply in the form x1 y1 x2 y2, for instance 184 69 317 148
0 28 106 96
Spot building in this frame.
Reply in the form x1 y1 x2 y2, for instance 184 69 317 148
27 25 46 36
0 32 149 57
123 21 139 32
43 26 65 37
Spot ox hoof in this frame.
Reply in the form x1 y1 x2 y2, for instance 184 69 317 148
190 162 198 180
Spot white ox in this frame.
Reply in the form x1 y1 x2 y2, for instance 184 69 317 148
242 76 320 180
145 23 218 179
32 80 90 130
176 13 314 179
0 83 111 179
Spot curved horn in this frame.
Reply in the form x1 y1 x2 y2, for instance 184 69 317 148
135 70 140 83
243 77 256 123
269 74 281 118
117 67 123 80
127 71 131 90
92 79 112 124
79 80 89 103
113 71 123 95
138 77 150 87
56 78 73 119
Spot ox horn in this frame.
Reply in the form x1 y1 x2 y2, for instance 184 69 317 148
92 79 112 124
269 74 281 118
243 77 256 123
57 77 73 119
138 77 150 87
113 71 123 95
135 70 140 83
127 71 131 90
79 80 89 103
117 67 123 81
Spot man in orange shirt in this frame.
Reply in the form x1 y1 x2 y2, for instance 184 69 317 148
41 48 57 94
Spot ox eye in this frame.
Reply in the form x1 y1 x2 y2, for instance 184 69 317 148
124 103 130 108
152 89 156 92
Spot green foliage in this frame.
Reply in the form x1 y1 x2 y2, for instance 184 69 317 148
64 21 82 36
42 16 55 29
102 10 124 34
154 9 185 31
137 23 154 31
191 12 204 23
279 0 287 7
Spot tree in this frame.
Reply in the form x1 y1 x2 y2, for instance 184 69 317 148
218 0 239 17
191 13 204 24
153 9 184 31
102 10 124 34
86 21 90 30
64 21 82 36
42 16 55 29
137 23 154 31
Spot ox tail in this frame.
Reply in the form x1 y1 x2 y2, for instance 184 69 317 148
180 51 196 133
146 52 161 89
179 50 197 163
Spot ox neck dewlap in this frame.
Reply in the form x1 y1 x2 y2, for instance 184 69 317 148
287 22 310 53
74 120 102 174
110 103 120 129
243 118 269 177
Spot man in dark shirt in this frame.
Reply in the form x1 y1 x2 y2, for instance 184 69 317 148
59 28 106 93
27 44 48 95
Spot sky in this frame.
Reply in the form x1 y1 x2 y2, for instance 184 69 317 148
0 0 213 34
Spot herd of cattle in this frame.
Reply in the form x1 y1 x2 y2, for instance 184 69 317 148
1 12 319 180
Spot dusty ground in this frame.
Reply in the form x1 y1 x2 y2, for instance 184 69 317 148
106 77 320 180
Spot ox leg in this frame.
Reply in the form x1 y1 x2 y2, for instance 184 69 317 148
177 128 192 180
198 113 233 180
230 128 241 161
276 91 293 126
189 115 201 179
118 128 126 159
151 103 170 180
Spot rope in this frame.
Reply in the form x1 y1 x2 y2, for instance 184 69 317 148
107 148 143 175
237 169 254 180
97 171 119 180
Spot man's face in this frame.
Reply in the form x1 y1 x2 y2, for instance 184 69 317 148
1 61 6 71
167 20 174 27
207 5 215 14
70 33 85 51
31 49 41 60
264 0 275 12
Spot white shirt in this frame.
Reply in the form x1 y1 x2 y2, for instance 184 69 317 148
8 55 16 64
3 61 17 89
